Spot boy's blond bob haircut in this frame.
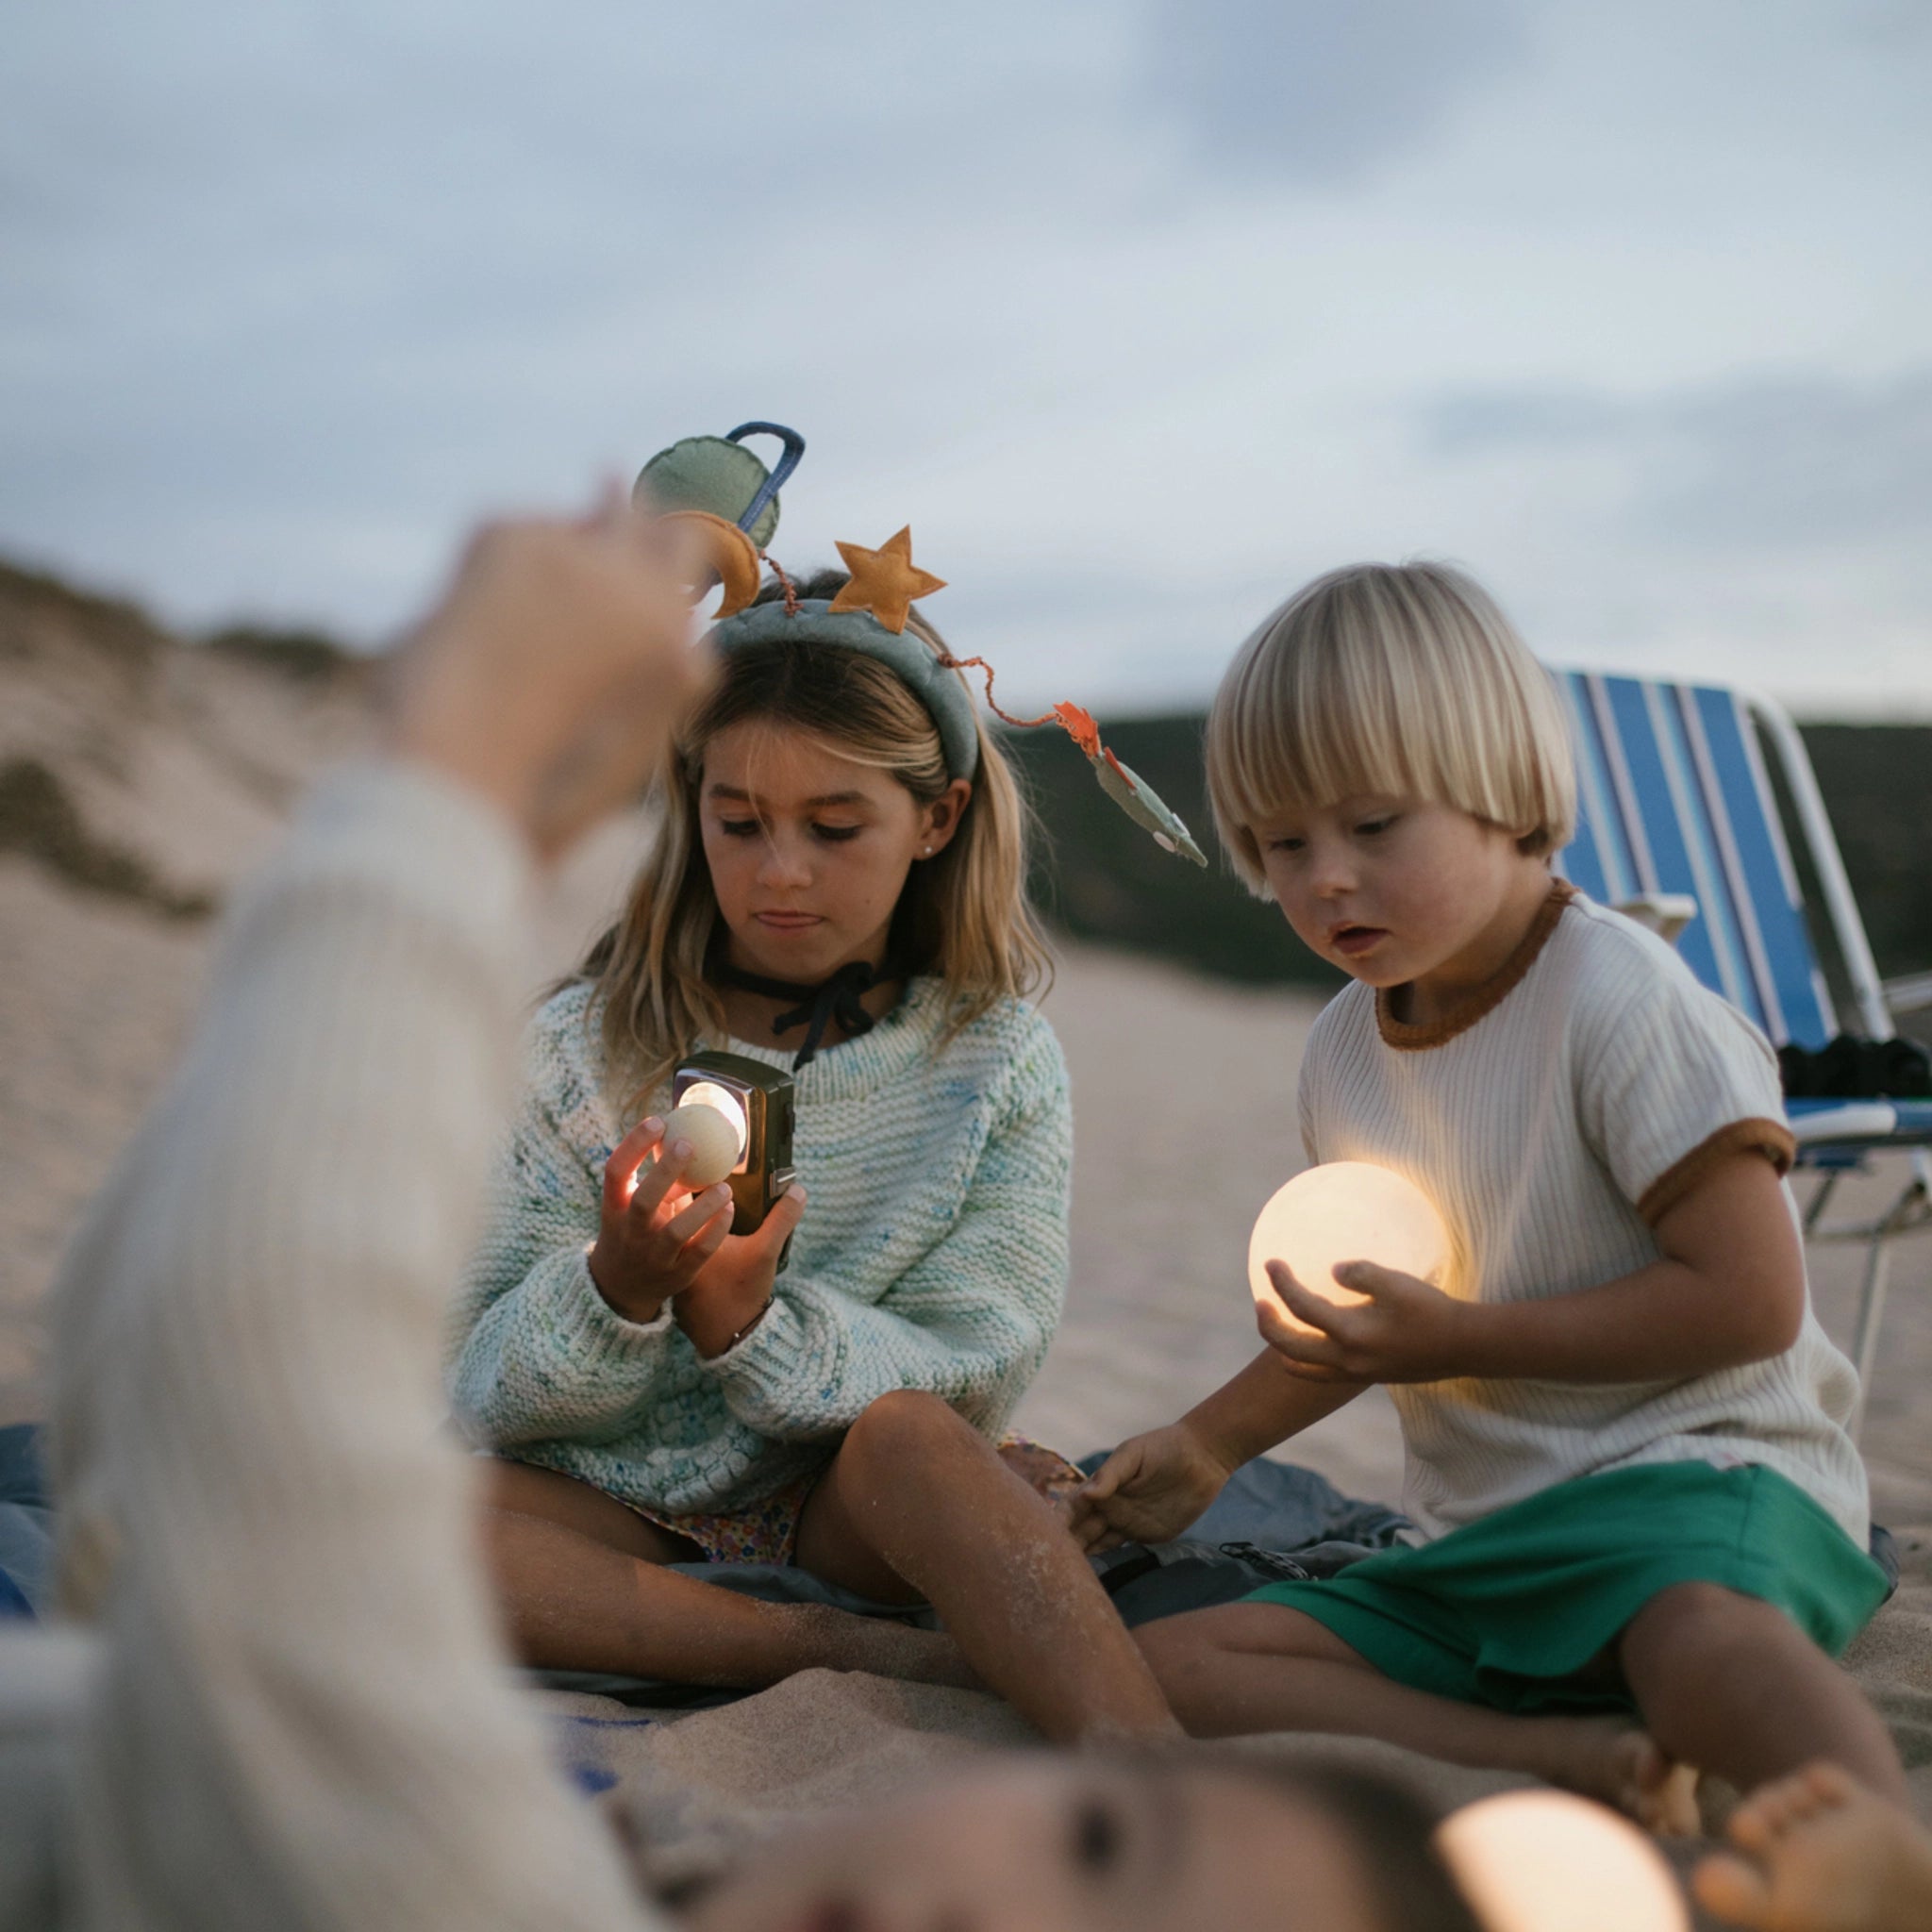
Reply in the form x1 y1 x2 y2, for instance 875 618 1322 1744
1207 559 1577 895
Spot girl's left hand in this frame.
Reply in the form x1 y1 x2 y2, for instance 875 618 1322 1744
675 1186 808 1359
1257 1259 1472 1384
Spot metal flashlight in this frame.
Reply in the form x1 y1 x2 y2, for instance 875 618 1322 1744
670 1049 797 1238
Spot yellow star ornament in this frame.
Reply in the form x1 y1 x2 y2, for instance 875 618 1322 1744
827 526 947 633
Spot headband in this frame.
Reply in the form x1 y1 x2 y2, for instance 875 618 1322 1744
636 423 1207 866
712 594 982 781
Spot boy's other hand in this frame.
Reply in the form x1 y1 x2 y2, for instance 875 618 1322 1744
1257 1258 1470 1384
1067 1424 1234 1555
384 487 712 858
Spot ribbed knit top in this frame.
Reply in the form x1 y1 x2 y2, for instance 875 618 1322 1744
34 764 663 1931
1300 884 1867 1544
447 975 1073 1516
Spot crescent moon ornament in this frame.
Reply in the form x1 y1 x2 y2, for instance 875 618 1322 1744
664 509 763 619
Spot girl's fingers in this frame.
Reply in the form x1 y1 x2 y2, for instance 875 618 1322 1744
745 1184 807 1261
663 1183 734 1248
602 1117 665 1215
627 1139 697 1223
676 1198 735 1271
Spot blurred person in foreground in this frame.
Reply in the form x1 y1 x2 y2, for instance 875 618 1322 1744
0 494 1479 1932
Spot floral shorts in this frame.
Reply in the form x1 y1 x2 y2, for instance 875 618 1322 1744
627 1430 1085 1566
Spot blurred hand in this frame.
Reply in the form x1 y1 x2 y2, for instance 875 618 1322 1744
1257 1258 1470 1383
587 1115 737 1323
383 487 710 858
1065 1422 1235 1556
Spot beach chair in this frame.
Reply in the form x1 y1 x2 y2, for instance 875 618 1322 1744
1552 671 1932 1440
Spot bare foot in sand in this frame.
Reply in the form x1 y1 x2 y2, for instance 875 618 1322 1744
1692 1762 1932 1931
1542 1716 1701 1836
796 1609 979 1691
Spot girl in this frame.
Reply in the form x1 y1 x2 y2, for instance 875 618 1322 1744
449 561 1177 1742
1071 559 1896 1816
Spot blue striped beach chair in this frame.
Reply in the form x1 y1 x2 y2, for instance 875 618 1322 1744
1553 671 1932 1440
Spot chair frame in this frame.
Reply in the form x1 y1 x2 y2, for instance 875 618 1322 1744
1557 673 1931 1441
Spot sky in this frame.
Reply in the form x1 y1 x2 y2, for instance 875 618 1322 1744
4 1 1929 717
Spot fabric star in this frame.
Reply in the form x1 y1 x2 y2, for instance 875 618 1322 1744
827 526 946 633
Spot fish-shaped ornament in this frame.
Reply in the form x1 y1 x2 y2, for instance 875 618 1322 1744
1051 703 1209 866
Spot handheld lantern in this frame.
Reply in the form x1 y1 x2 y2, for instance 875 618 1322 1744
671 1050 796 1238
1434 1790 1689 1932
1247 1161 1450 1332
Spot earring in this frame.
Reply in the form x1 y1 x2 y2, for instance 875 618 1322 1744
922 845 934 857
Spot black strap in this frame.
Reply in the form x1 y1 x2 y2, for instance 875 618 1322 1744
713 957 898 1070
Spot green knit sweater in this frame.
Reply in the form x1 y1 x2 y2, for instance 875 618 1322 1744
447 976 1072 1516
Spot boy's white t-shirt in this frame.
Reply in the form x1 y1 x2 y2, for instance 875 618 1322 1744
1298 883 1868 1545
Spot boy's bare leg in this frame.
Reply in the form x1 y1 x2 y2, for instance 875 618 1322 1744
1618 1584 1907 1805
480 1462 974 1689
1137 1601 1700 1832
1692 1762 1932 1932
793 1391 1182 1744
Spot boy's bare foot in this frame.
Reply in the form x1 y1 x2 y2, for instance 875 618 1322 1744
1543 1716 1702 1836
1691 1762 1932 1931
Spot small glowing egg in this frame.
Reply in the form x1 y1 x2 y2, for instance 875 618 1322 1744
1435 1790 1690 1932
1247 1160 1450 1330
659 1103 742 1188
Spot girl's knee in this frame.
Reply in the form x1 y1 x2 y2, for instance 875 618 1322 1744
843 1390 978 1471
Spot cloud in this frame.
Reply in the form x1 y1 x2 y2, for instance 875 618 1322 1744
1423 368 1932 550
1143 0 1529 186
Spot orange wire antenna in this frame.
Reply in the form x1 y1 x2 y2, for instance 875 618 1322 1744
933 653 1058 731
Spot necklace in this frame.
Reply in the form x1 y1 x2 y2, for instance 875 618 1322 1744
712 956 903 1069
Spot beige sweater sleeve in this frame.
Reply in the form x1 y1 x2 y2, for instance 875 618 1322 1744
46 763 659 1932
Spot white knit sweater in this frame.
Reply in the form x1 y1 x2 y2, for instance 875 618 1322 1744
2 765 665 1931
448 977 1073 1515
1300 885 1867 1544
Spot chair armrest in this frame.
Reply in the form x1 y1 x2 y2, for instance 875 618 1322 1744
1881 971 1932 1016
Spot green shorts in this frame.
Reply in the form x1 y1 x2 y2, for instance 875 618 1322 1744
1243 1462 1888 1716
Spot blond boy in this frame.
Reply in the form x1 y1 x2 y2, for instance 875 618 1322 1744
1072 561 1898 1823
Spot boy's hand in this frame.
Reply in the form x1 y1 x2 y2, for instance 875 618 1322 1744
1067 1423 1236 1555
1257 1258 1472 1383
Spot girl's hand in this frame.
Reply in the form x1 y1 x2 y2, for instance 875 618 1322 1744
674 1186 808 1359
1066 1423 1235 1556
586 1115 736 1323
1257 1258 1472 1384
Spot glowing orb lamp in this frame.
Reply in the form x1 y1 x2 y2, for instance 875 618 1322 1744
1435 1790 1689 1932
1247 1160 1450 1331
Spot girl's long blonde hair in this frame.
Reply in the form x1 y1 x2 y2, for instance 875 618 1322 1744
579 571 1053 1118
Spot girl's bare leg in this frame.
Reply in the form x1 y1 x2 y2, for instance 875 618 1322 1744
480 1461 973 1689
1136 1601 1699 1832
792 1391 1181 1744
1692 1762 1932 1932
1618 1583 1907 1804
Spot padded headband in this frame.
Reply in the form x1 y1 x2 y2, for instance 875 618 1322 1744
708 597 982 781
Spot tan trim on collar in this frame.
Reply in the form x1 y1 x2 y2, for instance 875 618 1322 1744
1637 1116 1798 1224
1376 878 1575 1052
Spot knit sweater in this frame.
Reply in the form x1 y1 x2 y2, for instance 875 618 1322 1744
447 975 1073 1515
1299 884 1867 1544
8 764 661 1931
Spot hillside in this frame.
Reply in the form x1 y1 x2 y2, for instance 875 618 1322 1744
1003 711 1932 1006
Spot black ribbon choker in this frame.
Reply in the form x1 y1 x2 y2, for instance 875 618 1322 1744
713 958 900 1070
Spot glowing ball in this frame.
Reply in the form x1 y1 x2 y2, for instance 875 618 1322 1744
1435 1791 1689 1932
659 1100 744 1188
1247 1161 1450 1329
